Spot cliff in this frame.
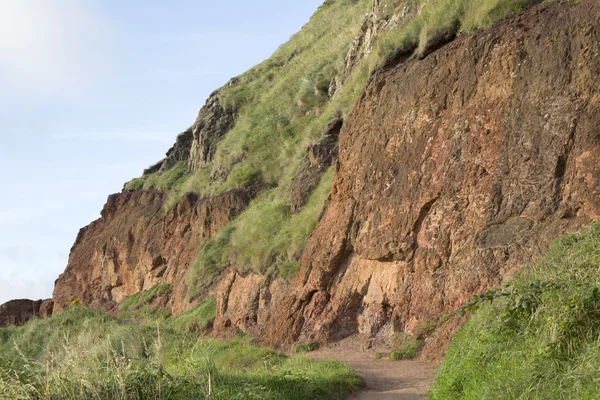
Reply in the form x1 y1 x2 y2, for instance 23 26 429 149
261 0 600 357
8 0 596 358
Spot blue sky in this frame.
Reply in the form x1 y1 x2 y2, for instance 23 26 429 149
0 0 323 304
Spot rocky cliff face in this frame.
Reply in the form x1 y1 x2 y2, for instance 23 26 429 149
53 187 260 315
0 299 53 328
41 0 600 360
215 0 600 356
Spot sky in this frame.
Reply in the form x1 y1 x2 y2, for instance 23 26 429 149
0 0 323 305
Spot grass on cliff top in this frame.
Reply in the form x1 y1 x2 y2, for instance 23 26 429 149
375 0 543 60
129 0 547 195
431 224 600 399
0 306 362 399
125 0 371 199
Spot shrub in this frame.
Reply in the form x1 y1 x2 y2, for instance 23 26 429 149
388 340 424 360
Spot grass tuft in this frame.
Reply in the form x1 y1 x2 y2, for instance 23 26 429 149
169 296 217 333
292 342 321 354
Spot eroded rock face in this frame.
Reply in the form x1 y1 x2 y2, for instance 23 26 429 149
0 299 53 327
52 188 258 315
214 0 600 358
189 91 237 171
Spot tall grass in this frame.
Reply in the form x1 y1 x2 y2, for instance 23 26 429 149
0 307 362 399
431 224 600 399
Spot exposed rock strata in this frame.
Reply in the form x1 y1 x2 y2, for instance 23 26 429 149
216 0 600 358
53 187 259 314
0 299 53 327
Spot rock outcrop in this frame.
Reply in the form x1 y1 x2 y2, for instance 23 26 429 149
189 91 237 171
0 299 53 327
330 0 419 96
212 0 600 358
53 187 260 315
142 90 237 176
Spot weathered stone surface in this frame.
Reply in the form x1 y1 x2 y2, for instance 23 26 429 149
52 187 259 315
189 91 237 171
0 299 53 327
217 0 600 358
213 269 287 339
142 90 237 176
289 117 343 213
159 128 194 173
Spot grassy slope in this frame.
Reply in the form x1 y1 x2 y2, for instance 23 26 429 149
0 307 362 399
431 224 600 399
124 0 550 299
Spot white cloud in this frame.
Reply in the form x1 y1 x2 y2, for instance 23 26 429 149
0 0 111 96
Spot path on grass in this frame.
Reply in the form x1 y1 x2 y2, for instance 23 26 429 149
307 345 437 400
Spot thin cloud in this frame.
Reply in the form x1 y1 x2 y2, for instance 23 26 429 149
0 0 112 96
0 279 52 303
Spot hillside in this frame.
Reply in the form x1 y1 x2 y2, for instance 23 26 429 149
2 0 600 396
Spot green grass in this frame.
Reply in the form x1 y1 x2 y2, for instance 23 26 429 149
0 307 362 399
375 334 424 360
431 224 600 399
169 296 217 333
375 0 543 61
118 288 217 333
292 342 320 354
125 0 371 201
385 334 425 360
117 284 173 321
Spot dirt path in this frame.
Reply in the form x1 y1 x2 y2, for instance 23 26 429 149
307 346 437 400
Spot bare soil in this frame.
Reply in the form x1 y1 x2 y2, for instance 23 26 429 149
307 345 437 400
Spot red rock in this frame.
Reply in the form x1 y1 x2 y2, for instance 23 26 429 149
0 299 53 327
